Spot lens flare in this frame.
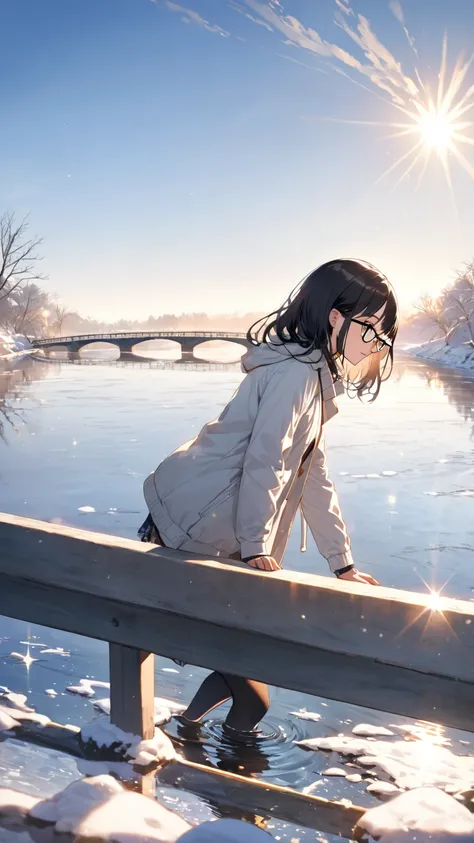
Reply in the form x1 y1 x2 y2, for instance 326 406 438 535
378 37 474 190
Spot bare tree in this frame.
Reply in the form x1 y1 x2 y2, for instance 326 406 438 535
0 213 46 301
7 283 51 337
442 260 474 345
51 304 76 336
413 294 450 337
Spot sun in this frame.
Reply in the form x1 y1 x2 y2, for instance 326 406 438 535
417 106 456 152
331 37 474 191
376 36 474 189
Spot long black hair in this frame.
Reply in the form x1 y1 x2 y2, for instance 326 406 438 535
247 259 399 401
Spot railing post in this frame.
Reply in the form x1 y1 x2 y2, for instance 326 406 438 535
109 644 155 739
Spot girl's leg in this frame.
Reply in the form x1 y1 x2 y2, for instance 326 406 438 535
182 671 269 732
141 520 270 731
221 673 269 732
182 672 232 721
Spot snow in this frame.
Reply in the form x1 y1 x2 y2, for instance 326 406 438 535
0 691 33 712
409 338 474 372
0 788 40 815
75 790 191 842
0 332 32 360
0 709 20 731
0 702 50 728
23 775 192 841
366 781 401 796
296 735 370 755
0 688 50 727
67 678 110 697
30 775 123 833
322 767 347 776
80 715 177 767
40 647 70 656
355 787 474 842
296 733 474 794
179 819 272 841
289 708 322 722
93 695 186 726
9 652 37 666
352 724 395 737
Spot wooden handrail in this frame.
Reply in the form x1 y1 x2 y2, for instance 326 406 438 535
1 511 474 739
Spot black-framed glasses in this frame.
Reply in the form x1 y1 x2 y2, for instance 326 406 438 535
351 318 392 352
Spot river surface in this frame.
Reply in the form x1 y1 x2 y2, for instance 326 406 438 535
1 345 474 839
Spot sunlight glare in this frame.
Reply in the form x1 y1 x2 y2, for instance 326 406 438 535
427 589 443 613
417 107 455 151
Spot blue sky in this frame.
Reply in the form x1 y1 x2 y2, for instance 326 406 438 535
1 0 473 320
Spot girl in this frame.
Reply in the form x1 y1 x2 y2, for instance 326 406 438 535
140 258 399 732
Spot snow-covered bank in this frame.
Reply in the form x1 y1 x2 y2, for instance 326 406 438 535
405 337 474 373
0 332 33 360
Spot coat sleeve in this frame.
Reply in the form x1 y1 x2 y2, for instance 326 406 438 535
300 432 354 573
236 365 318 561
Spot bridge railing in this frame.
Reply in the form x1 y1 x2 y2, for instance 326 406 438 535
2 512 474 836
33 331 249 345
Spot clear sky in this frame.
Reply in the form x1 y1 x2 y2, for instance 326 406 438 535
1 0 473 320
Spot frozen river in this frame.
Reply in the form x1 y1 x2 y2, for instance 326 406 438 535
1 345 473 835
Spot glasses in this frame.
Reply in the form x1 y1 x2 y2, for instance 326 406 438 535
351 318 392 352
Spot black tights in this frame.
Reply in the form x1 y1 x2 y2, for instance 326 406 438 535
143 520 270 732
182 671 270 732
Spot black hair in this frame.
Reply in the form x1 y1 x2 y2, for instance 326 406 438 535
247 258 399 401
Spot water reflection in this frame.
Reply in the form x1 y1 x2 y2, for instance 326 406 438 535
418 362 474 436
0 355 49 441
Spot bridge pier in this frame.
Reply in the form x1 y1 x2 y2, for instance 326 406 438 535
179 339 197 358
116 340 135 355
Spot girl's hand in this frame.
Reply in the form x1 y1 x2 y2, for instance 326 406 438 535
246 555 281 572
337 568 379 586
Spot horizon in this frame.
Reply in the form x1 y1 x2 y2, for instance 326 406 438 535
2 0 474 321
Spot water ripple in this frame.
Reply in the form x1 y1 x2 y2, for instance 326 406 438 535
165 714 313 786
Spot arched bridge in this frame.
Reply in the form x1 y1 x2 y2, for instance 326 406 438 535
32 330 251 357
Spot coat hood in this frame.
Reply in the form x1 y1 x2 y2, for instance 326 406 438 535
240 333 344 404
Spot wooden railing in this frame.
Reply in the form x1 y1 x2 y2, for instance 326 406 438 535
1 512 474 837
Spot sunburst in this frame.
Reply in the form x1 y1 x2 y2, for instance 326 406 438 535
321 37 474 193
377 37 474 191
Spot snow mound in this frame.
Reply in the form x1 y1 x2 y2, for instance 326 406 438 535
30 775 123 834
8 775 191 841
80 715 176 767
0 788 40 815
354 787 474 842
75 790 191 842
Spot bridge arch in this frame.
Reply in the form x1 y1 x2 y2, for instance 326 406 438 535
33 331 251 358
